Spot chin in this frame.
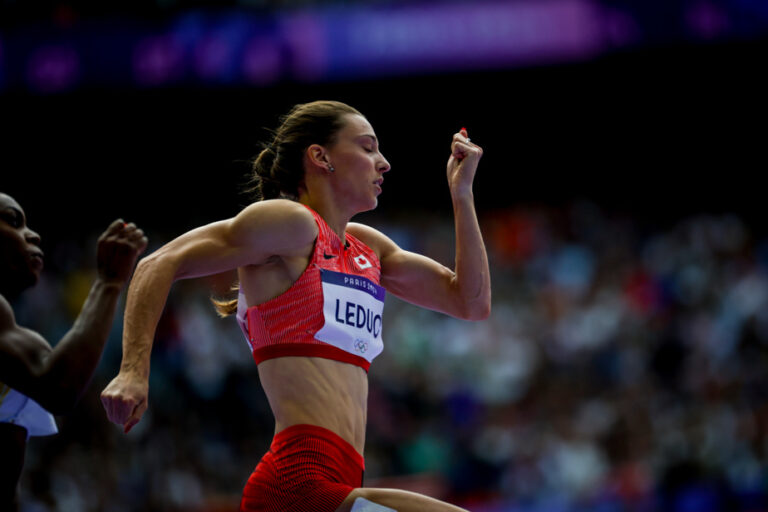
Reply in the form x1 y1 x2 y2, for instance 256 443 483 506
352 198 378 214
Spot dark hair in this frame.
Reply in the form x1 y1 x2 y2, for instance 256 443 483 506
213 100 363 317
248 100 363 201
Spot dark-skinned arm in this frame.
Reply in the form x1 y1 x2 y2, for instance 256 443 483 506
0 220 146 414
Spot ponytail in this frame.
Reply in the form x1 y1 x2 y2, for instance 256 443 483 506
212 286 239 317
212 100 363 317
250 145 282 201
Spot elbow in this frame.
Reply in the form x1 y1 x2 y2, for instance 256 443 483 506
135 251 161 275
478 301 492 320
134 248 179 282
458 297 491 321
467 303 492 321
129 255 153 286
451 279 491 321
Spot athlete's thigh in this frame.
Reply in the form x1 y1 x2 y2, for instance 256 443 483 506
335 488 470 512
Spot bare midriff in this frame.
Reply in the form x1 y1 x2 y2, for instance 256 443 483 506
257 356 368 455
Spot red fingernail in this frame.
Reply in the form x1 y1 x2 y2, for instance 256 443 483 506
461 127 467 134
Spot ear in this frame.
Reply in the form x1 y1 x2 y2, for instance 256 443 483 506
306 143 330 170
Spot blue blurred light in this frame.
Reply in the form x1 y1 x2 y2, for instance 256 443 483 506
0 0 767 93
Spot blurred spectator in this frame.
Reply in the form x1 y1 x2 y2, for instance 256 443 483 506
14 201 768 511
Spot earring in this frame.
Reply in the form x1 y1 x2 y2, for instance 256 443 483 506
328 164 335 173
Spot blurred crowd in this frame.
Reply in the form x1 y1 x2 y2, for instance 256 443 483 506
12 201 768 512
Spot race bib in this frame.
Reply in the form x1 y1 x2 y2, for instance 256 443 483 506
315 269 386 362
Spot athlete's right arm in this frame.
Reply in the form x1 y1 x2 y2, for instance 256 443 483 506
100 199 316 433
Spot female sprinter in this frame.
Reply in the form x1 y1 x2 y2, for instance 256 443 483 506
100 101 490 512
0 192 146 510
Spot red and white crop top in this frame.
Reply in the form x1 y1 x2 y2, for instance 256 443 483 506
236 205 386 372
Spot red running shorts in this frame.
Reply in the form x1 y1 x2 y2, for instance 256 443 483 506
240 424 365 512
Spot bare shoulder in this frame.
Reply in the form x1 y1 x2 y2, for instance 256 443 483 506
240 198 313 219
231 199 318 250
346 222 382 242
347 223 398 258
237 199 315 232
0 294 50 358
0 296 52 398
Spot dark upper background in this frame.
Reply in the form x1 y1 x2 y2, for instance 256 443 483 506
1 0 766 248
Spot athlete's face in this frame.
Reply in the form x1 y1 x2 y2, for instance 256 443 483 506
0 194 43 295
326 114 390 212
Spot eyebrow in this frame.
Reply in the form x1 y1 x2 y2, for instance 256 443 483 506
1 207 24 220
357 134 378 145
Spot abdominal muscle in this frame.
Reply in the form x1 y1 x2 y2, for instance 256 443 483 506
239 249 370 456
257 356 368 454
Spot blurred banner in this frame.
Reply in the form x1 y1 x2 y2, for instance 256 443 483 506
1 0 767 93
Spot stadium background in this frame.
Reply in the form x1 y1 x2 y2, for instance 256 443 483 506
2 1 768 510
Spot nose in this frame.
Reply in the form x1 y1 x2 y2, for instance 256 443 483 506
378 154 391 173
25 228 41 247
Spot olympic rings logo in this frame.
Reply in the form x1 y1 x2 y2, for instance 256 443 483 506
354 338 369 353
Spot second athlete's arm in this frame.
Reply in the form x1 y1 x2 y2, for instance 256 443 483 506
0 220 145 414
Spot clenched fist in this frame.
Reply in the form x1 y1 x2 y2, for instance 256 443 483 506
96 219 148 287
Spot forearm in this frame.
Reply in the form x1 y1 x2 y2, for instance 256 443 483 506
118 255 176 380
451 189 491 320
38 278 123 410
97 256 174 434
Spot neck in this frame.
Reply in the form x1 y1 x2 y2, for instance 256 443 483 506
298 192 353 243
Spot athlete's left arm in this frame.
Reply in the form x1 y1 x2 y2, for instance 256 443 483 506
349 129 490 321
